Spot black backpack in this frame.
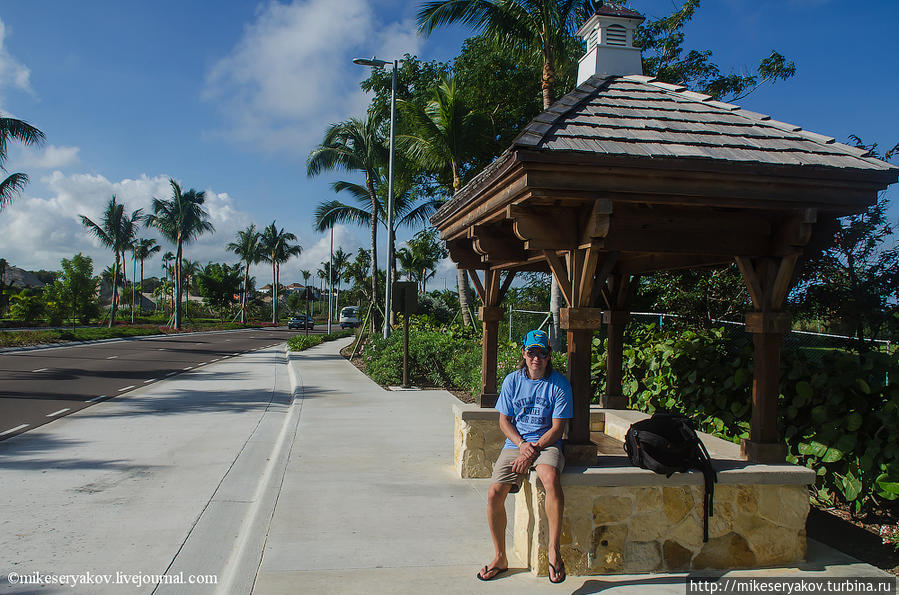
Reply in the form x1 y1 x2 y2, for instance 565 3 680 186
623 412 717 542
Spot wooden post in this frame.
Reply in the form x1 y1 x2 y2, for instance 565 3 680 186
478 305 504 408
741 311 791 462
603 310 630 409
561 307 603 465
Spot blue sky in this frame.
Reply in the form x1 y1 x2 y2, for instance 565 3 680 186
0 0 896 287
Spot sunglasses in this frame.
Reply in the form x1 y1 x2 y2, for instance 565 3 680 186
525 348 549 359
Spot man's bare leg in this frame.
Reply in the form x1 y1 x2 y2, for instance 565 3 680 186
536 464 565 581
479 481 513 579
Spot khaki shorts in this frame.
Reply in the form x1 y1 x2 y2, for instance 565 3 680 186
489 446 565 493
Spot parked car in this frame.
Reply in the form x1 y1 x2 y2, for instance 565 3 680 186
339 306 360 329
288 315 314 329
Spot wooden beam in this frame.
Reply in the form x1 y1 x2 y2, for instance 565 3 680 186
485 269 501 306
735 257 764 311
507 205 578 250
591 251 619 307
769 253 801 311
543 250 572 307
617 253 732 275
445 238 483 269
599 228 769 256
498 271 517 303
770 209 816 255
577 243 601 307
579 199 613 245
467 269 486 303
567 248 585 309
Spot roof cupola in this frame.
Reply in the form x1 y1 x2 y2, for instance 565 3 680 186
576 2 645 84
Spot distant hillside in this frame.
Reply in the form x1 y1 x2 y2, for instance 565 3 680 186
1 266 45 289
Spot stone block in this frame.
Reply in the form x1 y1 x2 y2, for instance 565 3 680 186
663 539 693 569
629 510 665 541
592 494 633 523
622 541 662 573
590 524 628 572
693 533 756 569
663 486 694 524
757 484 809 530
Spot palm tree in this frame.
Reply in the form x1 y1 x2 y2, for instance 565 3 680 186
80 195 143 327
397 76 488 326
307 115 388 310
418 0 583 347
331 247 350 318
132 238 160 314
181 259 200 320
227 224 263 323
260 221 302 324
145 179 214 329
343 248 371 307
315 168 441 298
300 268 313 317
0 115 45 212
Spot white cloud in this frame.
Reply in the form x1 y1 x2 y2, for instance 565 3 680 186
203 0 422 155
0 172 257 278
0 19 33 98
14 145 80 170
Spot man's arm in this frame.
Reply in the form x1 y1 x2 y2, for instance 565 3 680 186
533 418 567 451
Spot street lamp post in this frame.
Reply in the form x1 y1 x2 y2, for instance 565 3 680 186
353 56 397 339
320 205 344 335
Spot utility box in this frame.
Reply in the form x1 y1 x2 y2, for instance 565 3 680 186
391 281 418 314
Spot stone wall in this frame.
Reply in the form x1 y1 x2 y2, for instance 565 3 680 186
452 405 505 478
515 480 809 575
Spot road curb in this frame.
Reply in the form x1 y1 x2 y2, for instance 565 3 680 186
213 348 305 594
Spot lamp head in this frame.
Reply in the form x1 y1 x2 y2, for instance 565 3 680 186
352 56 390 68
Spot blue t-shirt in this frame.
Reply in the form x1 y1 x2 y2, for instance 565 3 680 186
496 369 573 449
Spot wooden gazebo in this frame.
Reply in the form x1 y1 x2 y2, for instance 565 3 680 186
431 73 898 464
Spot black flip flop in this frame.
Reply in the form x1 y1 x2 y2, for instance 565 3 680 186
549 560 566 584
477 565 508 581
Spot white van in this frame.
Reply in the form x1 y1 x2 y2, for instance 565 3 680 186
339 306 360 329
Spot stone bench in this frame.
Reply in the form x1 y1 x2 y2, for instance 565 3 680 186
453 404 815 576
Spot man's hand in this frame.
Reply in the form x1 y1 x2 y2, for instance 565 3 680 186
519 441 539 461
511 442 539 473
511 454 532 474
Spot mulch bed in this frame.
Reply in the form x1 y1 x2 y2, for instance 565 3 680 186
807 506 898 575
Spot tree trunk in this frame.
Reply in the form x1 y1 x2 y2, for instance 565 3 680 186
109 253 119 328
458 268 472 327
271 261 277 324
242 262 250 324
367 174 379 332
139 259 144 315
550 277 562 351
174 243 183 329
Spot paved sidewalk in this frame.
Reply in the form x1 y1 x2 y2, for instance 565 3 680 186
254 339 893 594
0 345 294 594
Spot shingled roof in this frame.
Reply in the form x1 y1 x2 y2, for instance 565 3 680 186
433 74 898 225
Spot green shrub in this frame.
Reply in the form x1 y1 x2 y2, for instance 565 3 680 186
360 316 566 395
287 330 352 352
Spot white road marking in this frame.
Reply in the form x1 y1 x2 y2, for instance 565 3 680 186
32 368 48 373
166 372 177 376
47 408 70 417
107 355 118 359
198 362 207 366
232 353 239 356
157 348 165 351
87 395 107 403
0 424 29 436
117 385 136 392
183 366 192 370
143 378 156 383
211 358 220 362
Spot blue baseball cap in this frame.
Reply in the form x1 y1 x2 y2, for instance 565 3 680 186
523 329 550 351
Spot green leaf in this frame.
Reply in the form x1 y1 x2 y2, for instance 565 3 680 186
856 378 871 394
734 368 749 387
835 434 857 454
821 447 844 463
846 412 863 432
795 381 813 401
799 441 827 457
839 472 862 501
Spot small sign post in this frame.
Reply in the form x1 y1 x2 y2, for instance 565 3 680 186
392 281 417 388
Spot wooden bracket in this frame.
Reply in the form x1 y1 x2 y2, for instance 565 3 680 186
543 250 572 307
467 269 486 303
507 205 577 250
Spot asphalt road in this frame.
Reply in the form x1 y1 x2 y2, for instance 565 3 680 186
0 326 321 441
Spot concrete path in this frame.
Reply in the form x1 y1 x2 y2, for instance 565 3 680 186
254 339 893 594
0 345 294 594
